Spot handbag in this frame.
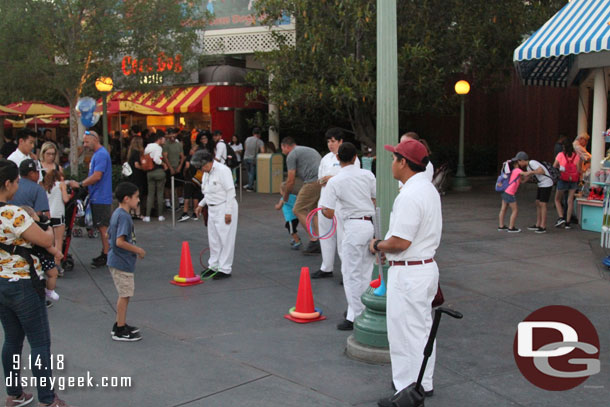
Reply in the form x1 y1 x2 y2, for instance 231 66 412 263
432 283 444 307
121 162 133 177
140 153 154 171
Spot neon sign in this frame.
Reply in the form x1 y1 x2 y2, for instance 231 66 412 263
121 53 183 76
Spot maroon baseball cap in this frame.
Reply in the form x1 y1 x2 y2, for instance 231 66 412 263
384 139 428 167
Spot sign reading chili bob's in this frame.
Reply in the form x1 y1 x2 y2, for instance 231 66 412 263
121 52 183 76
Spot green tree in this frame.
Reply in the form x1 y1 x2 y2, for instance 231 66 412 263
250 0 565 150
0 0 206 174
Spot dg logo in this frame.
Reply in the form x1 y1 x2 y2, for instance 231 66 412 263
513 305 600 391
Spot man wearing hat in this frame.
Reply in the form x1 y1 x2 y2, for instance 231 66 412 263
8 159 50 216
369 139 441 406
193 150 238 279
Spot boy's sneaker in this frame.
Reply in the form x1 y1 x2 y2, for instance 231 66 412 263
90 253 107 268
507 227 521 233
535 227 547 234
564 223 572 230
111 322 140 335
497 226 508 231
554 217 566 227
190 214 198 220
302 240 321 255
112 327 142 342
178 213 191 222
142 216 151 222
45 289 59 301
46 301 53 309
5 391 33 407
527 224 539 231
291 241 302 250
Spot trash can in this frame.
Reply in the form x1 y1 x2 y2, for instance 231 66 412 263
256 153 284 193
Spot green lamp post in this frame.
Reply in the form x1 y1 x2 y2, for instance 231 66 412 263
452 80 471 191
95 76 114 150
346 0 397 364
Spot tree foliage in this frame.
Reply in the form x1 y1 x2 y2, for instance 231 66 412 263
0 0 206 174
250 0 565 149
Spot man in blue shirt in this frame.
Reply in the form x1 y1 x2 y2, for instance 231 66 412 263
79 131 113 268
9 159 50 216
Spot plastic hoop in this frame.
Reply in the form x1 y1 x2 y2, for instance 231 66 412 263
199 248 210 270
174 275 201 284
306 208 337 240
288 306 322 320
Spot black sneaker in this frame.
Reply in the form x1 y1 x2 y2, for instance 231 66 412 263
337 319 353 331
527 225 539 231
302 240 321 255
507 227 521 233
564 223 572 230
46 300 53 309
497 226 508 231
111 322 140 335
311 270 333 279
190 214 198 220
554 217 566 227
178 213 191 222
212 272 232 280
535 227 547 234
91 253 107 268
112 327 142 342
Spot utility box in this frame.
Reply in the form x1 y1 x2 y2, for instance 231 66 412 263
256 153 283 193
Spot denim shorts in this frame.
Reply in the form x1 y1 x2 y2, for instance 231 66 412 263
557 180 578 191
502 192 516 203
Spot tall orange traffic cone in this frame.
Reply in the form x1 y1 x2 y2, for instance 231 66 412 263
170 242 203 286
284 267 326 323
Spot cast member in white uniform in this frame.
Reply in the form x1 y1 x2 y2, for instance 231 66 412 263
370 139 442 406
314 128 360 279
320 142 375 330
213 130 227 164
398 132 433 188
193 150 238 279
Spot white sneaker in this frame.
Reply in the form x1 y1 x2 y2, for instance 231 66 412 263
142 216 151 222
158 216 165 221
45 289 60 301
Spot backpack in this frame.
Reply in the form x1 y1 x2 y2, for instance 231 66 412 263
221 141 239 169
140 153 154 171
495 160 518 192
539 161 560 185
559 153 579 182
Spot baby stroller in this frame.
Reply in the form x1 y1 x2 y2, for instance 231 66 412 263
61 187 89 271
432 163 451 195
72 193 99 239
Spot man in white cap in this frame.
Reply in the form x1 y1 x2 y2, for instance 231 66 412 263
370 138 441 406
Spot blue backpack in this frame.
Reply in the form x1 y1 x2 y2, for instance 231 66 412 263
495 161 518 192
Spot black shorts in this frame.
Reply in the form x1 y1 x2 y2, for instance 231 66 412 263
536 186 553 203
50 216 65 227
285 218 299 235
183 181 203 200
91 204 111 227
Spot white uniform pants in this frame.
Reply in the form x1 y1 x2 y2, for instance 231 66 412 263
207 201 238 274
341 219 375 321
387 263 439 393
318 200 344 272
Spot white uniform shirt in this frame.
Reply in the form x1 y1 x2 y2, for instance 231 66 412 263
199 161 237 214
386 172 442 261
319 164 376 220
144 143 164 165
398 161 433 189
7 149 29 167
215 141 227 164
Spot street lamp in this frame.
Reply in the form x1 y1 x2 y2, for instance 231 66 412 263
95 76 114 149
452 80 471 191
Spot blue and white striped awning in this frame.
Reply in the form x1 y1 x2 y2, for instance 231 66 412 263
514 0 610 87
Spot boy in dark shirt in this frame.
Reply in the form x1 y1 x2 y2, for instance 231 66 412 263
107 182 146 341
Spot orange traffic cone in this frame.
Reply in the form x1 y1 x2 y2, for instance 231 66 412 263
284 267 326 323
170 242 203 286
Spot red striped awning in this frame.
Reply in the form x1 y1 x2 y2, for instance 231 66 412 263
108 85 213 114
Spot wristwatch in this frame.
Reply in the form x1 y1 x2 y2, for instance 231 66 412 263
373 239 382 252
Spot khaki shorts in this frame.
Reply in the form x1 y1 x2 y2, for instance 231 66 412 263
109 267 135 298
293 182 322 216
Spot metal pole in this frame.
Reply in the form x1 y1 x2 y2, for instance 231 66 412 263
171 176 176 228
102 95 109 150
239 163 242 202
452 95 471 191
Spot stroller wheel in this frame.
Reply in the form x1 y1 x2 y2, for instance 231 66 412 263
62 258 74 271
92 230 100 238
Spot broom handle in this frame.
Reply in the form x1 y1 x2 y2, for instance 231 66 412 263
373 207 383 281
